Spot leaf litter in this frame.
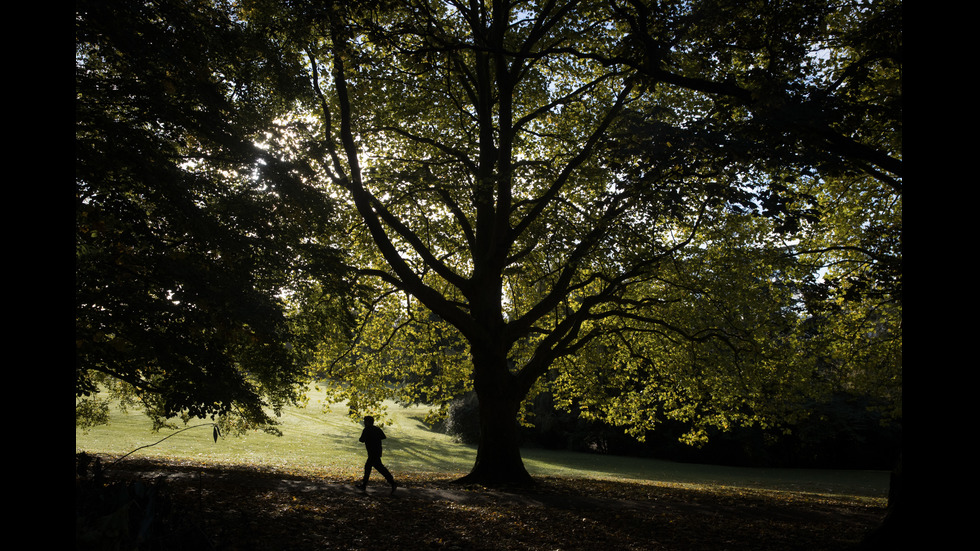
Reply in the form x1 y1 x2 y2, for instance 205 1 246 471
78 455 886 550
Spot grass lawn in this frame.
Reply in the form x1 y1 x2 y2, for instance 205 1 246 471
76 387 890 500
77 388 897 550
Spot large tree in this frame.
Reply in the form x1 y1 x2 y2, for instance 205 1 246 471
77 0 901 487
75 0 354 433
235 0 900 485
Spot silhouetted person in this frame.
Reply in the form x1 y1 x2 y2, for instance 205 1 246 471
355 415 398 494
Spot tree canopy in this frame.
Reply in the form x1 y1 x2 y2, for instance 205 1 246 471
239 0 900 484
75 0 355 433
76 0 900 485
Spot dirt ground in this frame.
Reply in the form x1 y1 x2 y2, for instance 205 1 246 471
75 456 888 550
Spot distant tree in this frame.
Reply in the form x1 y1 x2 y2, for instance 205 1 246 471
75 0 354 433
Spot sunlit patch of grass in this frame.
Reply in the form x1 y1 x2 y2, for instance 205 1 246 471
76 389 890 499
76 389 472 480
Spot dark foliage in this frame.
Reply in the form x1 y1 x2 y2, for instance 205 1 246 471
76 454 211 550
441 391 901 470
76 0 352 427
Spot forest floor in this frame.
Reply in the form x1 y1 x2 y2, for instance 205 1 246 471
76 456 887 550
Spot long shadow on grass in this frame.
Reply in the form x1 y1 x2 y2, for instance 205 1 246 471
371 415 889 498
379 415 476 475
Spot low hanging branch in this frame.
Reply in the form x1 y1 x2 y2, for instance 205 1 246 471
104 423 222 472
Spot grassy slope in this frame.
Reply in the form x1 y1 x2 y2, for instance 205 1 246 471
75 387 890 499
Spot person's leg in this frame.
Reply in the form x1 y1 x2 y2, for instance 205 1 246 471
356 459 372 489
375 461 394 486
371 455 397 493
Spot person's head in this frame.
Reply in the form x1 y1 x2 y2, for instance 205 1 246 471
364 415 374 427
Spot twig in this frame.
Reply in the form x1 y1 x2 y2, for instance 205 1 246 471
105 423 221 472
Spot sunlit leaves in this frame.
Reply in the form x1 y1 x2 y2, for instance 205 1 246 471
309 289 473 423
180 0 902 466
545 208 825 441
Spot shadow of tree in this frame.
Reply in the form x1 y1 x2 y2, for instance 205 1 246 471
384 415 474 474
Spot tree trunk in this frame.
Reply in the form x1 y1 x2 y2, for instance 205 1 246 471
456 392 533 486
455 348 534 487
858 452 903 550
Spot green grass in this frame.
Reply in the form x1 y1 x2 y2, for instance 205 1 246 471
76 387 891 499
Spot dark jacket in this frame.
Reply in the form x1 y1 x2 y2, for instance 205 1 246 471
359 425 386 457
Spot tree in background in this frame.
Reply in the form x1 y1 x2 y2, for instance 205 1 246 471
75 0 354 433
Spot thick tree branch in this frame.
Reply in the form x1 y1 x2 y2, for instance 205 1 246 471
325 16 476 337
